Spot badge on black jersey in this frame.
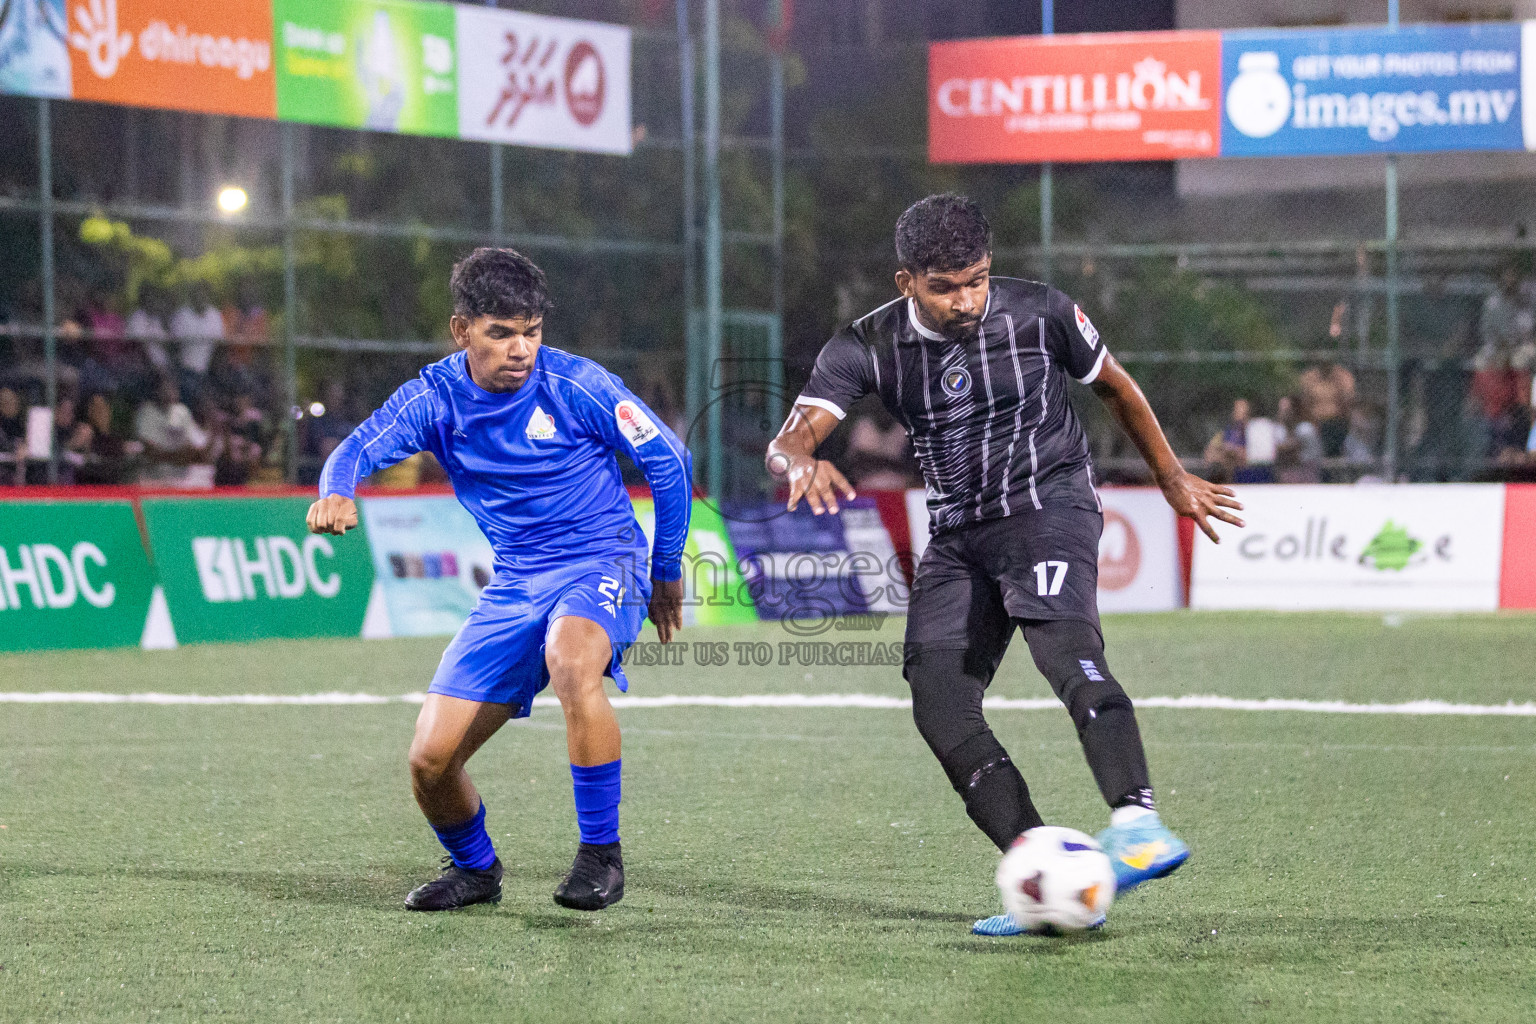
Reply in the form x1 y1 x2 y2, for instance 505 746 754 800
942 367 972 399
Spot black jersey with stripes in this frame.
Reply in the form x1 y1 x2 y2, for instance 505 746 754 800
796 277 1106 536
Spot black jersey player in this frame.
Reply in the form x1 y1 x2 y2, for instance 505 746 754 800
766 195 1244 935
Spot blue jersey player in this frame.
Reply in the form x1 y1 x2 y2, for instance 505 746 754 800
306 248 692 913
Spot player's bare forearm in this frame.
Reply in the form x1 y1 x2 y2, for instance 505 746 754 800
1090 355 1245 543
766 404 856 515
648 577 684 644
306 494 359 536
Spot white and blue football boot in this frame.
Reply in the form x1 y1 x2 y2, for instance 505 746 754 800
971 911 1106 937
1094 813 1190 893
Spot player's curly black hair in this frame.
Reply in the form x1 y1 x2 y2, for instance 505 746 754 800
450 247 555 321
894 194 992 274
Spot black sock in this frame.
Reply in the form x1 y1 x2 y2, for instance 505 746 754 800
905 648 1045 851
1021 619 1153 810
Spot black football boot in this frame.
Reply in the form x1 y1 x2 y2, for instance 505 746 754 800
404 856 503 911
552 842 624 911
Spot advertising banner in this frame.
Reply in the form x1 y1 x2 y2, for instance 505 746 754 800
1191 484 1506 611
0 0 72 97
141 496 374 644
359 494 493 637
634 498 758 627
723 498 906 626
1499 484 1536 608
1096 489 1181 613
1221 23 1524 157
64 0 276 118
273 0 457 137
928 31 1223 164
455 5 631 155
0 499 158 651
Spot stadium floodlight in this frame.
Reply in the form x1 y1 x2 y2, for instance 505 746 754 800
217 186 249 214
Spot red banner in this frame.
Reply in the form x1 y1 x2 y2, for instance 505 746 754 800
929 31 1222 164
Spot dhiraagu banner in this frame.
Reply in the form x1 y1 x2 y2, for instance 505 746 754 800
273 0 456 137
0 500 158 651
141 496 375 644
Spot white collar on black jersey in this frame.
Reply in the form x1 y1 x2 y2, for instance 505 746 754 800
906 290 993 342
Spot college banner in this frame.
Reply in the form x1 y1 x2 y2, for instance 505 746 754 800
0 500 158 651
64 0 276 118
454 5 631 155
273 0 457 137
141 496 374 644
1191 484 1506 611
929 30 1223 163
358 494 493 637
1221 23 1524 157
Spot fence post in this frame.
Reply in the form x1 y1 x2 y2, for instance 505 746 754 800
770 51 785 428
1384 1 1401 481
703 0 723 499
1039 0 1054 284
38 98 58 484
678 0 701 456
281 123 299 484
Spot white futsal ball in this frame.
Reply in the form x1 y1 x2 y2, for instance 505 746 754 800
995 826 1117 933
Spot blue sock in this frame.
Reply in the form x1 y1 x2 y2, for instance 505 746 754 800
570 759 622 845
432 803 497 871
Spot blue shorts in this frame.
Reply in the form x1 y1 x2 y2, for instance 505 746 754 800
428 561 651 717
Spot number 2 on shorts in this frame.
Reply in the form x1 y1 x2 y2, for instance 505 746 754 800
1033 560 1069 597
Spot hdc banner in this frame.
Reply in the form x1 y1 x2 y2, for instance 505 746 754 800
0 500 158 651
929 30 1223 163
454 5 632 155
141 496 374 644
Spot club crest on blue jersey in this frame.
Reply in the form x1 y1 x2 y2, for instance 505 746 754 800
525 406 557 440
942 367 972 399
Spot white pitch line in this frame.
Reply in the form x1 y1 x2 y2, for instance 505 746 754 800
1 691 1535 716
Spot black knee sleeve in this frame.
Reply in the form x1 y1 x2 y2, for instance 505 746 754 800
1022 618 1153 810
1022 619 1131 735
905 649 1044 849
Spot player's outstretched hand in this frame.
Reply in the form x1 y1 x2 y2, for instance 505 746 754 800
307 494 359 536
782 456 856 516
649 577 684 644
1160 471 1245 543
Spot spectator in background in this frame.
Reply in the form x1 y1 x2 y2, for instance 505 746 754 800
1342 403 1384 469
1299 361 1356 458
0 385 26 485
843 406 917 490
1202 397 1251 483
169 283 224 400
50 395 94 485
127 284 173 376
219 277 269 395
75 393 134 485
135 374 209 485
1275 395 1322 484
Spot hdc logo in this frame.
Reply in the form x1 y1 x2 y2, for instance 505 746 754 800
192 535 342 603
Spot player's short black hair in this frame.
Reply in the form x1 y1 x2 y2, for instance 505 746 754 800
895 194 993 274
450 247 555 321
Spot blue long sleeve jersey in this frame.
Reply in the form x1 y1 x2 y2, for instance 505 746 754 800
319 347 692 581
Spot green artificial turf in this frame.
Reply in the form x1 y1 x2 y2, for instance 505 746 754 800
2 613 1534 1023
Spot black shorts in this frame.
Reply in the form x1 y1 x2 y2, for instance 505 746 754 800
904 507 1102 679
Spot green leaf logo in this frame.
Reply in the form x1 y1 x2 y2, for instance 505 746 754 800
1358 520 1423 572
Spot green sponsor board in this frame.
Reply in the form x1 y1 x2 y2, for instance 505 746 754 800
632 498 758 626
142 497 375 644
0 501 158 651
273 0 457 137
